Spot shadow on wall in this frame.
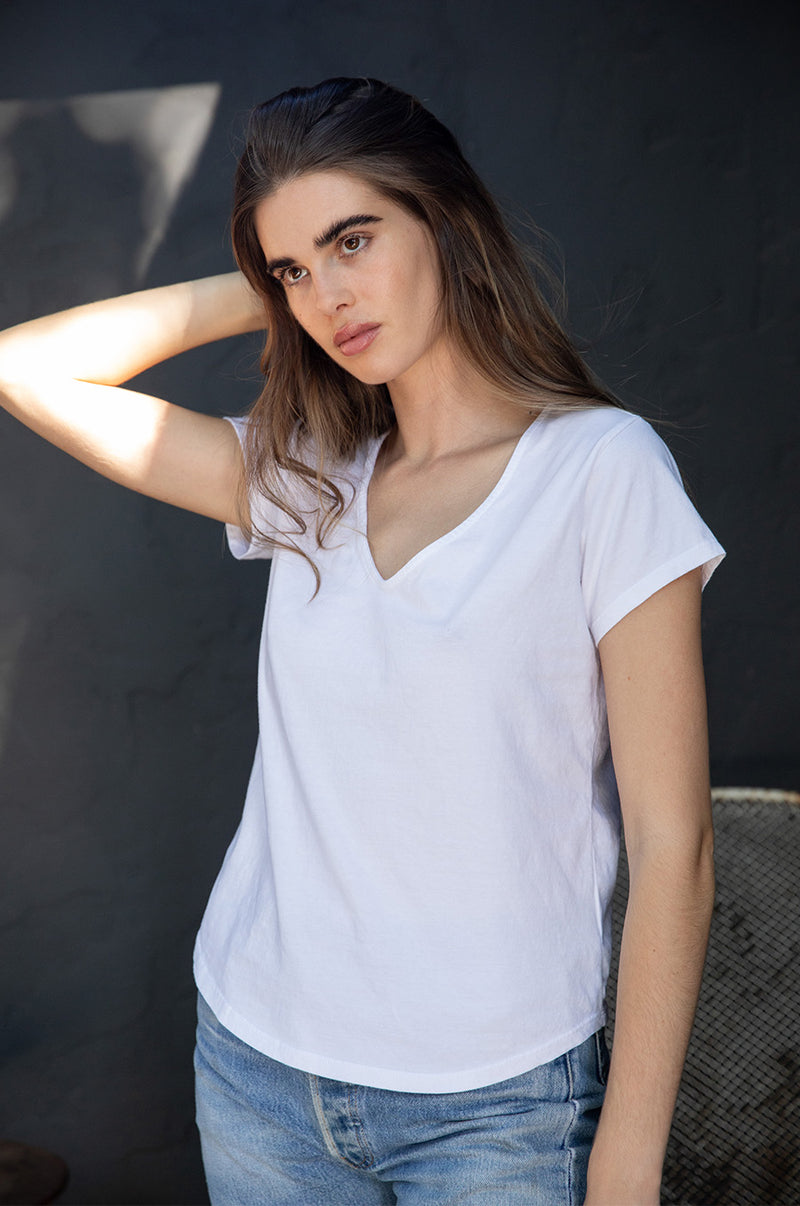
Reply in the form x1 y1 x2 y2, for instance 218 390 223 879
0 78 221 783
0 84 264 1206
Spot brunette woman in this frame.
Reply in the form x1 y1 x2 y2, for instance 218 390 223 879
0 78 724 1204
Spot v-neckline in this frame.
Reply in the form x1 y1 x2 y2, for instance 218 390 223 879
358 414 546 585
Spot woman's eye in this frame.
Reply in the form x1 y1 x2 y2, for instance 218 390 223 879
274 235 366 288
278 265 307 287
340 234 367 255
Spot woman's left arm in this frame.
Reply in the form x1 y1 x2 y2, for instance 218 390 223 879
585 567 715 1205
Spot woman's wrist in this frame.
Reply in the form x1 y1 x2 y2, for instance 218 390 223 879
586 1144 662 1205
188 272 266 342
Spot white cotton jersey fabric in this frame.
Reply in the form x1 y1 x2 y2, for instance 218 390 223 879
193 406 725 1093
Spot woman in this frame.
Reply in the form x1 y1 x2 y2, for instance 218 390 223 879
0 78 723 1204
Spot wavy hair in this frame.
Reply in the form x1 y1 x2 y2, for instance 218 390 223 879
231 77 621 565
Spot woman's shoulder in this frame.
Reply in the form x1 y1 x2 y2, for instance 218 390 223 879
542 403 645 443
536 404 670 470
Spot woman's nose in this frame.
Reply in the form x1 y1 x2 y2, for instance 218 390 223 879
313 269 353 315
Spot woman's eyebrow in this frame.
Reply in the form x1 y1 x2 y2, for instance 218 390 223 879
265 255 296 275
314 214 382 250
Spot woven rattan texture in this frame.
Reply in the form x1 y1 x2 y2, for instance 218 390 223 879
606 792 800 1205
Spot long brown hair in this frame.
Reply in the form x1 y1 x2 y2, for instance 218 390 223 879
231 77 621 563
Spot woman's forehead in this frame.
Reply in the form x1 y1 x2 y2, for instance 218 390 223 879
254 171 406 258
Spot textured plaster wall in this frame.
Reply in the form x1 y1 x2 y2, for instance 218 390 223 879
0 1 797 1202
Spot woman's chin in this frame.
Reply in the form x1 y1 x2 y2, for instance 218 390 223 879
338 361 392 387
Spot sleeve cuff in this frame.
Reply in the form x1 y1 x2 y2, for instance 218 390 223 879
591 538 725 644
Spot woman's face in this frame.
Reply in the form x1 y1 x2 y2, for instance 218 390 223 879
254 170 448 387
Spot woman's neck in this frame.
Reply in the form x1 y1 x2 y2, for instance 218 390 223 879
386 342 534 466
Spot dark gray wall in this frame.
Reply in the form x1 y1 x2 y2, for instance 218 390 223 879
0 1 797 1203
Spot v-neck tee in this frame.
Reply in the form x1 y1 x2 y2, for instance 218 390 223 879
193 406 725 1093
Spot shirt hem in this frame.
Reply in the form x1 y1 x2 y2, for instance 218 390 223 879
194 947 605 1094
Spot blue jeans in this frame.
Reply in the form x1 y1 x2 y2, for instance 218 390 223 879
194 994 608 1205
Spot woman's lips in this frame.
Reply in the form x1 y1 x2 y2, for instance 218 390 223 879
334 322 381 356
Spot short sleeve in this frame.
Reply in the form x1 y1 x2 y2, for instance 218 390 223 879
223 416 281 561
581 416 725 643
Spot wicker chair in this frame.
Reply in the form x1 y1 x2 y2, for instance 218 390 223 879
606 788 800 1205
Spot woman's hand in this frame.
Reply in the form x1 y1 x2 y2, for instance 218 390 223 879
0 272 265 524
586 568 715 1205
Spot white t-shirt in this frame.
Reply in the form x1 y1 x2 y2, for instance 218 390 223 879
193 406 724 1093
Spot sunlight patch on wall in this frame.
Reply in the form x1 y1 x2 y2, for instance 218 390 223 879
68 84 221 279
0 83 221 280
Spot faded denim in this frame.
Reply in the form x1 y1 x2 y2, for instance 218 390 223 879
195 993 607 1205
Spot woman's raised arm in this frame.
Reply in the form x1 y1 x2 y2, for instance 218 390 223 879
0 272 265 524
